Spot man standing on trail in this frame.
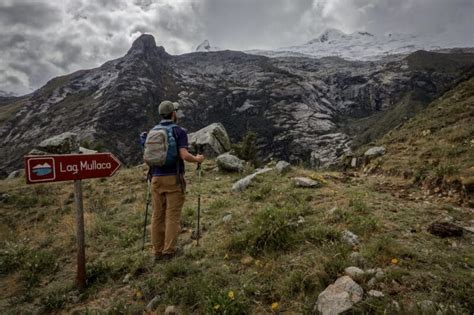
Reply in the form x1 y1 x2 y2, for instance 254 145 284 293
141 100 205 261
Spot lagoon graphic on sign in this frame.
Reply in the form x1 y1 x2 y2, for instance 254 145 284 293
32 163 52 176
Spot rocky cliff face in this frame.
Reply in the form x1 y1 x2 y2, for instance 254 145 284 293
0 34 473 175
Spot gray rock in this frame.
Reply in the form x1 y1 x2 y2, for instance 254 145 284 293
146 296 161 311
368 290 384 298
310 133 352 169
222 214 232 223
232 168 273 192
342 230 360 246
216 153 244 172
294 177 320 188
350 157 357 168
165 305 180 315
367 277 376 288
37 132 79 154
275 160 291 174
122 273 132 284
344 266 364 278
7 169 24 179
188 123 231 158
79 146 98 154
464 226 474 233
418 300 436 312
315 276 363 315
28 149 48 156
364 146 386 158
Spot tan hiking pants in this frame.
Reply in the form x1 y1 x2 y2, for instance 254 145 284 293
151 175 185 255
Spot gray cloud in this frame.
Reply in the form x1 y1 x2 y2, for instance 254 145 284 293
0 0 472 95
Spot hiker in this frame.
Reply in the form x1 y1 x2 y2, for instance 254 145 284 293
140 100 205 261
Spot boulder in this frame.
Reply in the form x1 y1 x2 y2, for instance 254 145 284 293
294 177 320 188
232 168 273 192
188 123 231 158
315 276 363 315
7 169 24 179
364 146 386 158
216 153 244 172
275 161 291 174
37 132 79 154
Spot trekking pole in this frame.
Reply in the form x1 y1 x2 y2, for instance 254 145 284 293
196 146 203 246
142 173 151 251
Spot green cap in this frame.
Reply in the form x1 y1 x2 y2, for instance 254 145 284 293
158 100 178 115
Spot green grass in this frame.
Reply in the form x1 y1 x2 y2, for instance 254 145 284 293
1 160 473 313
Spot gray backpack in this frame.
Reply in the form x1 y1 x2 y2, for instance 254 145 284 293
143 124 178 167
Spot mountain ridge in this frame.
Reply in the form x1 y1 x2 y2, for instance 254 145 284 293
1 34 473 177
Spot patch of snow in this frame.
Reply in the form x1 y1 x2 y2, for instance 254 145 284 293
247 28 474 61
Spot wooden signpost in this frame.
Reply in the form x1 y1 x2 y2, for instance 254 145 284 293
24 153 121 288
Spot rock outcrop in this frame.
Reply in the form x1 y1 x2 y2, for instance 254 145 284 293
188 123 231 158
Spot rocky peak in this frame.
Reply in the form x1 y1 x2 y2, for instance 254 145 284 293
195 39 221 52
126 34 167 57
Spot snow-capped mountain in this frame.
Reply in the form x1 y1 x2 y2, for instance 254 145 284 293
247 28 474 60
195 40 221 52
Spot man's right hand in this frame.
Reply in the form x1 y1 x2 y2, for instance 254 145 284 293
195 154 205 164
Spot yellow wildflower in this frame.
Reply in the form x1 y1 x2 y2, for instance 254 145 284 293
391 258 399 265
271 302 279 311
228 290 235 300
214 304 220 310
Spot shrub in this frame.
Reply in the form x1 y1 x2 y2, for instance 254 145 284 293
40 287 68 312
233 131 259 166
228 206 302 254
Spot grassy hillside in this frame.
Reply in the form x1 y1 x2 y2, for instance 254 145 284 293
371 77 474 198
1 161 473 314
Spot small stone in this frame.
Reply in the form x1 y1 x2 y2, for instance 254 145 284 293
350 157 357 168
294 177 320 188
367 277 376 288
342 230 360 246
275 161 291 174
364 146 386 158
368 290 384 298
165 305 180 315
240 256 254 265
7 169 24 179
123 273 132 284
344 266 364 278
328 206 338 215
418 300 435 312
463 226 474 233
222 214 232 223
146 296 160 311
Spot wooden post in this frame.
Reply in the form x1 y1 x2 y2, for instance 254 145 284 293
74 179 86 289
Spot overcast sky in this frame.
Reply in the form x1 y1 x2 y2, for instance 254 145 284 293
0 0 473 95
